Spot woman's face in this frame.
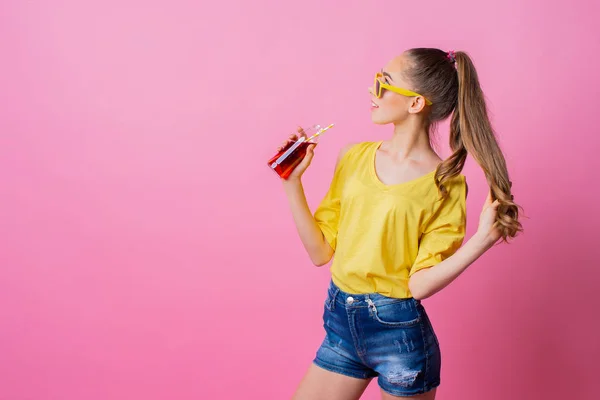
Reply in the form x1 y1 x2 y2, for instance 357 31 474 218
369 54 427 125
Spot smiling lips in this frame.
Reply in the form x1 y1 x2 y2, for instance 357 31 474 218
371 100 379 109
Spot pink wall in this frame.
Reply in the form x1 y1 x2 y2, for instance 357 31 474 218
1 1 598 399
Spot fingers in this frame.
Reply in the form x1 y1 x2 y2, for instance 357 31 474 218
303 143 316 163
277 134 299 151
484 190 493 208
276 126 310 151
277 127 311 151
297 126 307 138
296 143 317 171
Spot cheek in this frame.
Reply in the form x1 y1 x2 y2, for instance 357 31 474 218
377 95 408 120
382 91 406 107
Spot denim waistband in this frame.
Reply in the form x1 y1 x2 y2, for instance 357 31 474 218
327 279 421 308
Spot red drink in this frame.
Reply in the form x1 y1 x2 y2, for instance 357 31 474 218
267 124 334 179
268 138 315 179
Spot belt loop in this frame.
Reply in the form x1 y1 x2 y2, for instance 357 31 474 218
330 288 340 311
413 298 421 316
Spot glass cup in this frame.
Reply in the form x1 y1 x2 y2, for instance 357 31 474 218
267 124 333 179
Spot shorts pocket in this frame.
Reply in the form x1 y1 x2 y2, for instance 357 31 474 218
369 301 421 327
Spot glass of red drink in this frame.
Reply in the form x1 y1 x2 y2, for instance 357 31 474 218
267 124 334 179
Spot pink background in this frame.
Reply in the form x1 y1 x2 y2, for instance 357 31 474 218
1 1 598 399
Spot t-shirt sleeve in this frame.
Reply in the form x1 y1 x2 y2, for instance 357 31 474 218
313 147 352 251
409 176 468 276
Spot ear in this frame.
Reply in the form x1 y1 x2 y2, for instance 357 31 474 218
408 96 427 114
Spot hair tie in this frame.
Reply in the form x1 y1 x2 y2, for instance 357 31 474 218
446 50 456 63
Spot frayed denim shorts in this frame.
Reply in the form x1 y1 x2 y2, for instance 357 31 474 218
313 280 441 397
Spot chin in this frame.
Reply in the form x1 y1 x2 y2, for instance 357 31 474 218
370 114 391 125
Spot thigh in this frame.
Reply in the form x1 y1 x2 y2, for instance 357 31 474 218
292 363 372 400
362 300 441 397
380 387 437 400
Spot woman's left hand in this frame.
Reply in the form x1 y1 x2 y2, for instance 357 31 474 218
475 190 502 248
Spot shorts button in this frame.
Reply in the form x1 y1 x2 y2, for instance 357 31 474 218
346 296 354 304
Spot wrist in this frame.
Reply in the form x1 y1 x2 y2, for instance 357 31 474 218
281 176 302 186
282 177 302 189
470 232 494 252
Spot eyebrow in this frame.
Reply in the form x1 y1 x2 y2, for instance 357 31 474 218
381 69 393 82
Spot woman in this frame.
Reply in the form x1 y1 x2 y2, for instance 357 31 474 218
281 48 523 399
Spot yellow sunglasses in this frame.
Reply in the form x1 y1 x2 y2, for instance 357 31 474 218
374 71 433 106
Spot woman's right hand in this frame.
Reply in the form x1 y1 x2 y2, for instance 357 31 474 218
474 190 502 249
277 127 317 182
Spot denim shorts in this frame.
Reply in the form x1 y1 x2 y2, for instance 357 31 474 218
313 280 441 397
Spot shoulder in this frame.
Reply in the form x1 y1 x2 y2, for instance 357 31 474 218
445 173 467 187
450 173 468 192
335 141 377 167
337 142 357 163
439 173 468 206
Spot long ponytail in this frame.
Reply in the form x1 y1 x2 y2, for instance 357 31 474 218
407 48 523 242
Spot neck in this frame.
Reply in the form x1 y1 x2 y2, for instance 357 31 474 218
384 118 431 160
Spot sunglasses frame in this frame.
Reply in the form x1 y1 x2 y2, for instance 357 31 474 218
374 72 433 106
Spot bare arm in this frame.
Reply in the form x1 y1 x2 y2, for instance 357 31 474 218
282 179 333 266
409 192 502 300
281 139 353 266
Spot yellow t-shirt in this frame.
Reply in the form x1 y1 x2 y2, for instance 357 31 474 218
314 141 467 298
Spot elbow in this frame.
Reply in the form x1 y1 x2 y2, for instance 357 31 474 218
410 289 433 301
409 283 439 301
311 254 332 267
408 273 432 300
307 238 334 267
409 285 428 301
410 290 431 301
310 248 333 267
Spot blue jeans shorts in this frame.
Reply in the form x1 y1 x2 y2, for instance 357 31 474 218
313 280 441 397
